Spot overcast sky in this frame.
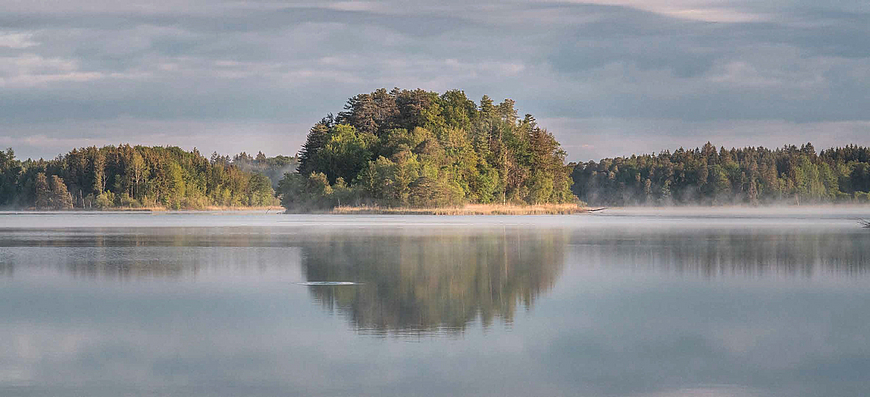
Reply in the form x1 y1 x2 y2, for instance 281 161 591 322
1 0 869 161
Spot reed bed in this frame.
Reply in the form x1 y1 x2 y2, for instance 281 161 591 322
330 203 592 215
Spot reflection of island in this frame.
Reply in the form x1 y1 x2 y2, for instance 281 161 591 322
300 230 567 335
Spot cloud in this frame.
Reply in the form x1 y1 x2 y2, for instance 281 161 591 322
555 0 766 22
0 118 310 160
0 54 106 88
0 0 868 159
0 32 38 49
541 117 870 162
326 1 386 12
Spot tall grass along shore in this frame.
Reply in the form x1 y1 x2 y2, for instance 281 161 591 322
329 203 591 215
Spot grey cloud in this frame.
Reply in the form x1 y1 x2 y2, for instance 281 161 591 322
0 119 311 160
542 117 870 162
0 6 474 37
1 0 869 159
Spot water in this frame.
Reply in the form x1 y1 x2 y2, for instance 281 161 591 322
1 209 869 397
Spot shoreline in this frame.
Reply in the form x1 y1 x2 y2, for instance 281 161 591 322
1 206 285 213
6 204 867 216
327 204 594 215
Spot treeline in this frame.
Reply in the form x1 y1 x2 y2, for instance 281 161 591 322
0 145 277 210
278 88 575 210
570 143 870 206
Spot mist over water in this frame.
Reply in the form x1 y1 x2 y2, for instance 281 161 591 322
0 210 869 396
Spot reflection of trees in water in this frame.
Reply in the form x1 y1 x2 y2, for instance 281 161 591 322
0 228 297 280
0 251 12 277
574 229 870 277
301 230 567 335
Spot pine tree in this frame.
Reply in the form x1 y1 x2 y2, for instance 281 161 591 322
34 173 50 209
49 175 73 209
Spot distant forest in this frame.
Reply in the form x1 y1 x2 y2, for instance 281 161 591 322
4 101 870 211
0 146 295 210
571 143 870 206
278 88 574 210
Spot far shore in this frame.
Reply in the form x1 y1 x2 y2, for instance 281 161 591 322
7 203 870 216
1 206 285 212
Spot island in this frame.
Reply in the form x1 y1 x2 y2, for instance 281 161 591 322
276 88 579 214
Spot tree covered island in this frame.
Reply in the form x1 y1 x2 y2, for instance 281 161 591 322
277 88 577 212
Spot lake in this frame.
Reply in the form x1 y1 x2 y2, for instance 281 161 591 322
1 209 869 397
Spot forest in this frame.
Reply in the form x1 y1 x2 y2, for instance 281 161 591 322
571 143 870 206
0 145 286 210
278 88 575 210
4 101 870 211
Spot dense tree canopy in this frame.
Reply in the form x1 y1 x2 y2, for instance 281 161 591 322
571 143 870 206
279 88 576 210
0 146 277 210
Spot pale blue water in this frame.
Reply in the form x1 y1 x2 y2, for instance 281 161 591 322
1 209 869 396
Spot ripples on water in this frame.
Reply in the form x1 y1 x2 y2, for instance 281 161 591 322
0 209 869 396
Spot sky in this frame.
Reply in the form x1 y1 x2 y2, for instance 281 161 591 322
1 0 869 162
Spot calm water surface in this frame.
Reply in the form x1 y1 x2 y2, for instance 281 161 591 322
1 209 869 397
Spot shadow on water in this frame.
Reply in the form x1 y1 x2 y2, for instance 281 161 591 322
299 230 567 336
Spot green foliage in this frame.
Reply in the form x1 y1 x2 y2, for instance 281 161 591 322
319 124 378 184
0 145 278 210
277 172 365 211
280 88 576 210
247 173 275 207
33 173 50 209
0 149 22 207
571 143 870 206
94 191 114 209
161 162 185 209
277 173 307 210
409 176 465 207
32 174 73 210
